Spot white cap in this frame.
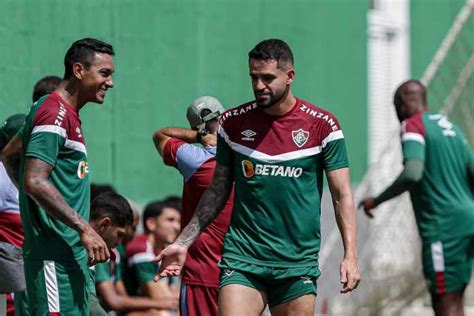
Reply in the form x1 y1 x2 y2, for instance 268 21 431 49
186 96 225 129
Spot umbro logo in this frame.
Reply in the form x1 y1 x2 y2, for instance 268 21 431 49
301 276 314 284
241 129 256 141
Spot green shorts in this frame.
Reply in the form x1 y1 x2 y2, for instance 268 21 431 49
422 235 474 294
219 261 318 308
24 258 91 315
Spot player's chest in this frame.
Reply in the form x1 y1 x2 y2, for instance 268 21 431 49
229 117 321 154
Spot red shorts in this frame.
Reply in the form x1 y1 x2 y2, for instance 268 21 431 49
180 283 219 316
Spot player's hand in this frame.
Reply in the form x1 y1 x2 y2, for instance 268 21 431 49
80 224 110 266
358 197 376 218
152 243 188 281
339 256 361 293
201 133 217 148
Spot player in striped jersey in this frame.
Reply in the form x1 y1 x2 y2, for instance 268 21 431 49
156 39 360 315
16 38 115 315
360 80 474 316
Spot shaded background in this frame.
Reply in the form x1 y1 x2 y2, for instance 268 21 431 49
1 0 367 204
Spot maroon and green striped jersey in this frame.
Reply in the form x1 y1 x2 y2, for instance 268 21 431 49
216 98 348 276
19 93 90 261
401 112 474 242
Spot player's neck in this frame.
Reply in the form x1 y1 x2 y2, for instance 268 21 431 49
147 234 165 253
263 91 296 116
56 80 87 111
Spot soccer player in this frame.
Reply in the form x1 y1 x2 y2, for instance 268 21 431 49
153 96 233 316
32 75 62 103
359 79 474 316
88 191 133 316
14 38 115 315
93 203 178 314
0 113 27 316
156 39 361 315
124 200 181 315
0 75 61 316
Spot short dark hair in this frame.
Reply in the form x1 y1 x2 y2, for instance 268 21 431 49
143 200 166 232
142 199 182 233
32 76 61 102
90 192 133 228
248 39 294 68
90 183 117 203
63 38 114 79
394 79 427 106
162 195 182 212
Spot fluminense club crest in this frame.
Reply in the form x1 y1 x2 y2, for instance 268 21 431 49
292 129 309 148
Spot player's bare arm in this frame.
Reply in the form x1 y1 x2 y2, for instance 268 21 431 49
177 162 232 247
153 127 216 156
96 281 178 312
154 163 232 278
326 167 361 293
24 157 110 264
1 134 23 187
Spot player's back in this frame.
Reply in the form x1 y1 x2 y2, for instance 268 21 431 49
402 112 474 241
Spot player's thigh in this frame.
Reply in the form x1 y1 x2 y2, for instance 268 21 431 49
24 259 90 315
270 294 315 316
219 269 267 316
219 284 267 316
422 237 473 295
268 276 317 316
180 283 219 316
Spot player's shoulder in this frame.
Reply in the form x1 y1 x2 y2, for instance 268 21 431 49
219 100 258 127
297 98 342 132
125 234 150 258
31 93 73 129
401 111 425 134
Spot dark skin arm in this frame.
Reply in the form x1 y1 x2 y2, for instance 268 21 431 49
154 163 232 279
1 134 23 187
96 281 178 311
152 127 216 157
24 157 109 264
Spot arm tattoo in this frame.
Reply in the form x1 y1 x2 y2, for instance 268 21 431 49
176 163 232 247
25 158 88 233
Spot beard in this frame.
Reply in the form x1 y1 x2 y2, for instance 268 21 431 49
254 87 288 109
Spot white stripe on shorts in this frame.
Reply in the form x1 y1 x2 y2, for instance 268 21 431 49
43 260 60 313
431 241 445 272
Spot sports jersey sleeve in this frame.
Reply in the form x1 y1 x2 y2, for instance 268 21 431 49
321 121 349 171
25 107 67 166
95 261 112 283
216 123 233 167
163 138 187 168
17 125 24 138
401 115 426 162
115 245 126 281
164 137 214 181
134 261 158 285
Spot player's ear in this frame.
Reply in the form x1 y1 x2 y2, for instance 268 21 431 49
286 68 295 85
145 217 156 232
98 217 112 233
72 62 86 80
